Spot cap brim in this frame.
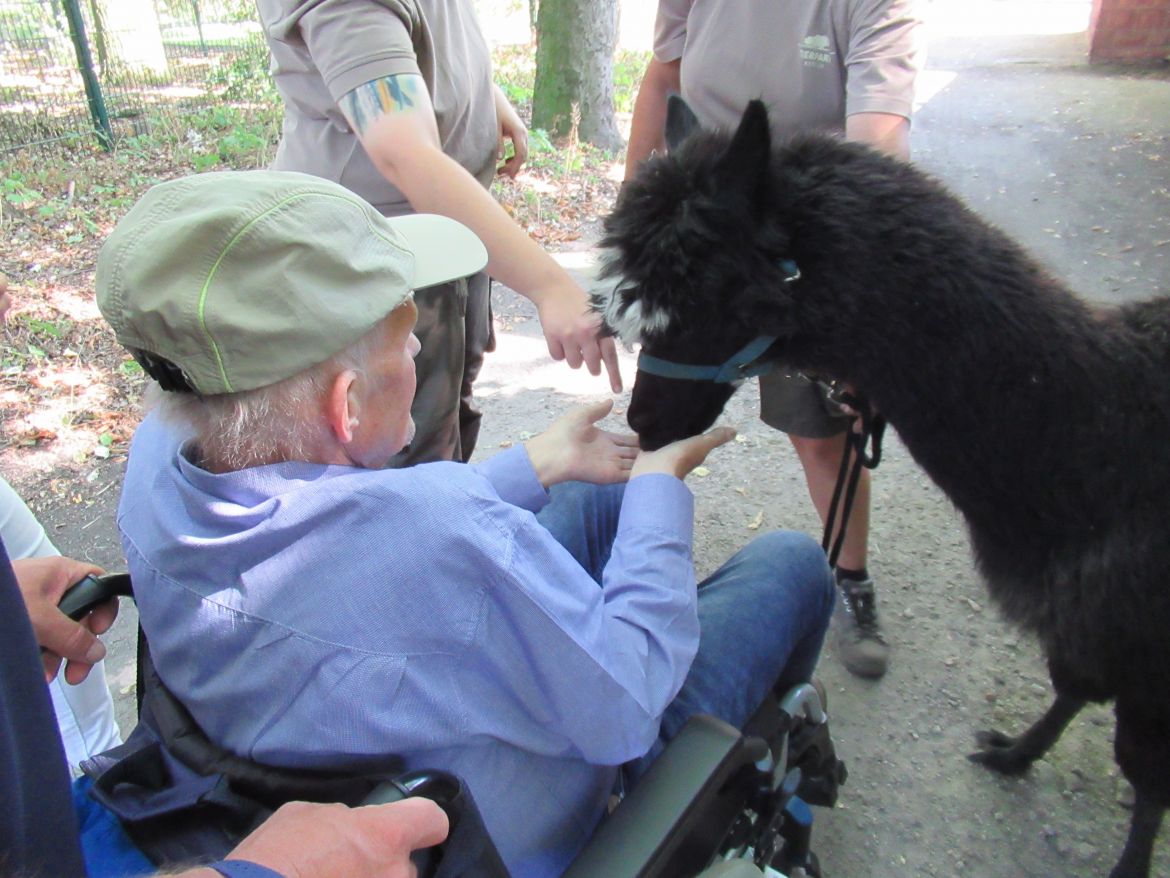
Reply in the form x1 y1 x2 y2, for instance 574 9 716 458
387 214 489 291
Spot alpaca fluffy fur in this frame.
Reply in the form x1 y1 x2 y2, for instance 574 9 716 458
594 98 1169 878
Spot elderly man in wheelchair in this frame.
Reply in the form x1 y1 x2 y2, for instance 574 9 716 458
66 170 844 878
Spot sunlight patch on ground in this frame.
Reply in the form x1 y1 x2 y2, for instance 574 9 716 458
477 331 638 399
915 70 959 112
925 0 1091 37
551 249 604 274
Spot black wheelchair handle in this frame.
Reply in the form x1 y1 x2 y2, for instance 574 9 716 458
362 770 511 878
362 769 467 816
58 572 133 621
362 771 462 878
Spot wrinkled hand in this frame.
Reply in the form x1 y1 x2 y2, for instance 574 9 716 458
631 426 738 481
216 798 448 878
0 272 11 323
525 400 640 488
535 282 623 392
494 84 528 179
12 556 111 684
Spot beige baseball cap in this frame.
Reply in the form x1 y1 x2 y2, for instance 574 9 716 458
96 170 487 395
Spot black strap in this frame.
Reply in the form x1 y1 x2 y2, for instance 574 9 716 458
821 391 886 570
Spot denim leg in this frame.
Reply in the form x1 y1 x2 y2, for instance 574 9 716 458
535 481 626 584
628 530 835 779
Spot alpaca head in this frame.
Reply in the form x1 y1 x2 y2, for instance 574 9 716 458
594 98 801 449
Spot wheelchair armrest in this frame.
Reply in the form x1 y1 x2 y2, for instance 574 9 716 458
564 714 769 878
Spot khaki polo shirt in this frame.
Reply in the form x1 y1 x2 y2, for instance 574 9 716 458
655 0 923 138
257 0 498 216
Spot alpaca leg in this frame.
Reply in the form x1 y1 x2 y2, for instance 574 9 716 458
968 692 1085 775
1109 787 1164 878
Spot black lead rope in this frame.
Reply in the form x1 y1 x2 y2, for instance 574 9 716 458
821 389 886 570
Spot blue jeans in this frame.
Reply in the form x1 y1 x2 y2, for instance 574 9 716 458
536 481 835 775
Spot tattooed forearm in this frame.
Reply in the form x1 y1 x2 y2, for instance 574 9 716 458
341 74 422 135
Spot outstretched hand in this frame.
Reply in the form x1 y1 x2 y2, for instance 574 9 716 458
631 426 738 481
12 555 111 684
534 281 623 393
525 400 640 488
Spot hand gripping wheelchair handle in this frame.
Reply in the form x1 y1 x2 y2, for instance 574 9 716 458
363 770 511 878
59 572 133 621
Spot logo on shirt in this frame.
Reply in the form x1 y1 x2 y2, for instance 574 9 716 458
800 34 834 68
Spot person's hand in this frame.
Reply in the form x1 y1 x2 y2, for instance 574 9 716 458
12 556 111 684
493 84 528 179
631 426 738 481
525 400 640 488
0 272 11 324
534 280 623 392
210 797 449 878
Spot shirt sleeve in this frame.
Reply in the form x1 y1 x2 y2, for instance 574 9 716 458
462 473 700 765
272 0 424 101
653 0 691 62
471 445 550 513
844 0 924 120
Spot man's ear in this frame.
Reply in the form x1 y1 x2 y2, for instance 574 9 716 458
665 94 701 152
326 369 361 444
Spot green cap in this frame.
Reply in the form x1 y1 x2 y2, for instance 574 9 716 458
96 170 487 395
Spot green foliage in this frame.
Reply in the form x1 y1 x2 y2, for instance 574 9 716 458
0 3 65 44
176 104 279 170
613 48 651 114
206 34 278 103
3 173 43 209
493 45 536 113
24 317 72 339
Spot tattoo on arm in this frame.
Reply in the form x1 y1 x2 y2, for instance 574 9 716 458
341 74 422 135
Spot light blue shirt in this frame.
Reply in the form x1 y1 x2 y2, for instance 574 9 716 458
119 413 700 876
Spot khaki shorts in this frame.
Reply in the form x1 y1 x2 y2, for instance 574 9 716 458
392 272 493 465
758 371 852 439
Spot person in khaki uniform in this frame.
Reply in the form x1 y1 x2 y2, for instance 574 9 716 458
255 0 621 464
625 0 923 679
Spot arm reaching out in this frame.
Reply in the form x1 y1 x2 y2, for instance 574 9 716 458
631 425 738 480
525 400 640 488
341 74 621 392
624 57 681 180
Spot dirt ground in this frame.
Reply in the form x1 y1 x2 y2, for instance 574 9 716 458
5 2 1170 876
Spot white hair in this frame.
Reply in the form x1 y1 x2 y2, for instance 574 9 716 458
147 325 384 473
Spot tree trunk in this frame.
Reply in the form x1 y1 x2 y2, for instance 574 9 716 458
532 0 621 151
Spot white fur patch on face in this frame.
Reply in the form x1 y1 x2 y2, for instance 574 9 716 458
601 289 675 345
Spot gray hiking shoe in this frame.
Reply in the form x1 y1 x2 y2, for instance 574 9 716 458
833 578 890 679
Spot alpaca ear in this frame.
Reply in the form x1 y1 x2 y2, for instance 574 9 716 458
715 99 771 196
665 94 701 151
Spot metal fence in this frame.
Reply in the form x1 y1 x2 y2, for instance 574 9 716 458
0 0 275 151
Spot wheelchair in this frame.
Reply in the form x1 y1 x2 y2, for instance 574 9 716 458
62 572 846 878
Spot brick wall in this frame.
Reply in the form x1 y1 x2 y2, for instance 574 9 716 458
1089 0 1170 63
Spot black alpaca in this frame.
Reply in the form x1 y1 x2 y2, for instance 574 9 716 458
593 97 1169 878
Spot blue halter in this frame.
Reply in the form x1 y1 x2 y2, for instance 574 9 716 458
637 333 781 383
633 258 799 384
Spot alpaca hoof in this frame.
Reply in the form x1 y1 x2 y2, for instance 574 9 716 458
968 729 1035 775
